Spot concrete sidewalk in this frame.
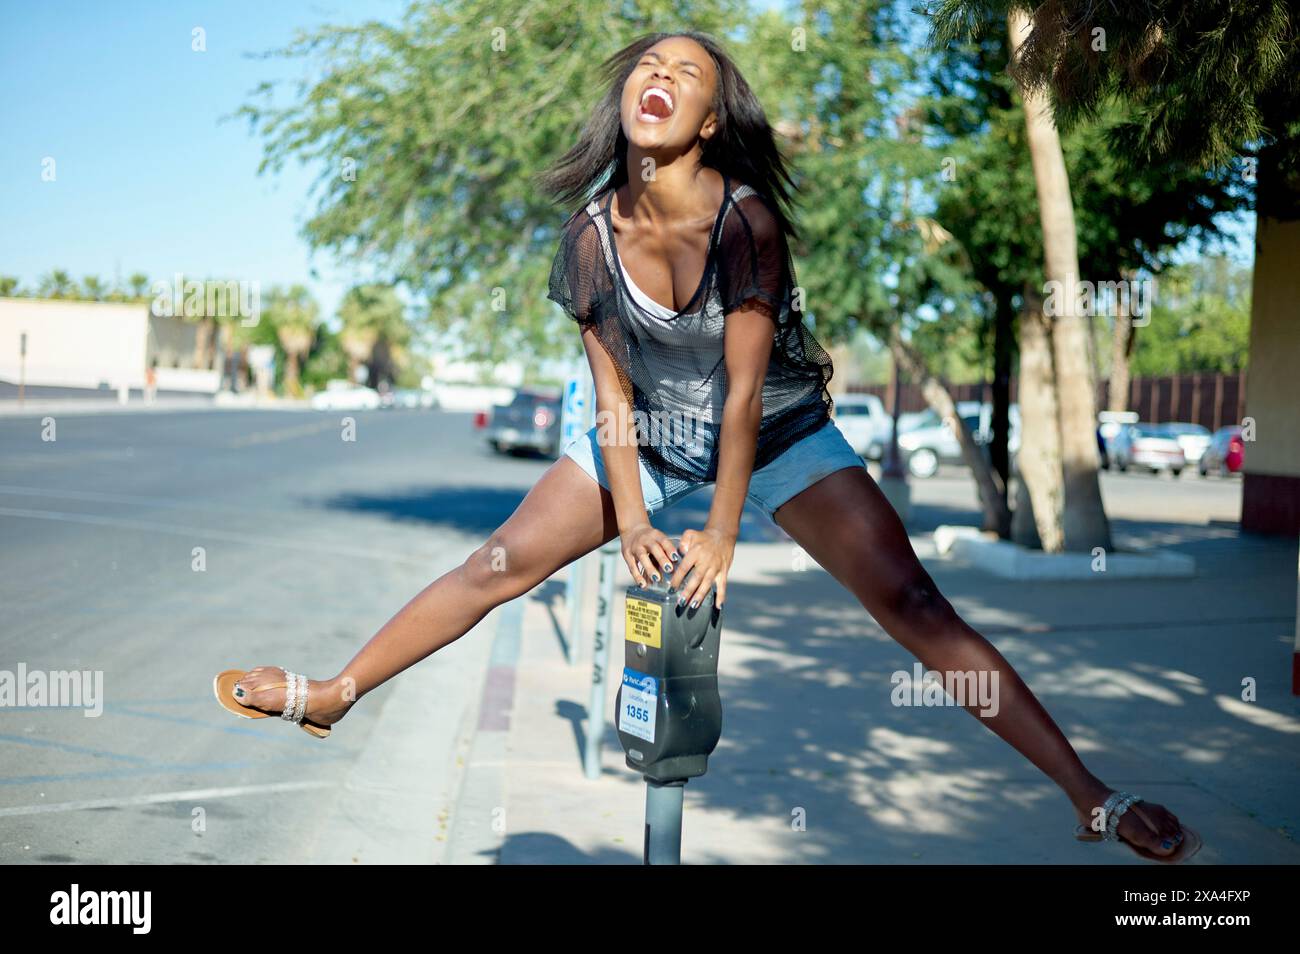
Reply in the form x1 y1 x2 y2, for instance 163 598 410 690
446 514 1300 864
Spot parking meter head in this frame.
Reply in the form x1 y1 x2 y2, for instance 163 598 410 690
615 578 724 783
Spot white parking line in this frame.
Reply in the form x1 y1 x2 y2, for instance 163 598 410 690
0 505 435 565
0 780 334 818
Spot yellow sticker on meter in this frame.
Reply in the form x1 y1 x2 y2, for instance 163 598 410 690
624 597 662 649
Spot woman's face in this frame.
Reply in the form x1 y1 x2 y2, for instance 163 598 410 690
620 36 718 156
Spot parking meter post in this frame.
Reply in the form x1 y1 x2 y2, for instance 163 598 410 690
583 539 621 779
643 779 685 865
563 377 598 666
613 535 724 863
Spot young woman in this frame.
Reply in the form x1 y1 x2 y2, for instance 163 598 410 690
217 31 1198 863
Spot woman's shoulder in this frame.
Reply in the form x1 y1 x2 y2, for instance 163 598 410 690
719 180 785 253
555 199 604 258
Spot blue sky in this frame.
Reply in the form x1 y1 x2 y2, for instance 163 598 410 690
0 0 1253 332
1 0 406 322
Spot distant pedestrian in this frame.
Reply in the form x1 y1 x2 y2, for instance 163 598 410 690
145 360 158 405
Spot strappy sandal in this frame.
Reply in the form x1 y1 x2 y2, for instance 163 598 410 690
212 667 331 739
1074 790 1202 863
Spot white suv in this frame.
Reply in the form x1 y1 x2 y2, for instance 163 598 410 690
831 392 889 457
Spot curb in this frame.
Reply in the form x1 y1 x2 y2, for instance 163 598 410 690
442 599 524 864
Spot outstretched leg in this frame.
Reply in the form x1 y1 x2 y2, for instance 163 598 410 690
234 455 620 726
772 465 1188 859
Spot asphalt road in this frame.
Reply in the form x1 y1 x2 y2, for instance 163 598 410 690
0 407 561 863
0 407 1245 863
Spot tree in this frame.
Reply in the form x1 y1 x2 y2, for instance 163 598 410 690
337 284 409 389
264 284 321 397
931 0 1299 516
236 0 744 374
80 275 107 301
746 0 1014 532
37 270 76 299
1130 258 1251 376
926 22 1245 541
127 273 151 300
1002 7 1111 552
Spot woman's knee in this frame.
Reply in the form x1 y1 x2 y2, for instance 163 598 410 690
463 529 540 599
880 574 958 635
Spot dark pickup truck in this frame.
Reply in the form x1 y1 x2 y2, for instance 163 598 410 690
482 388 563 457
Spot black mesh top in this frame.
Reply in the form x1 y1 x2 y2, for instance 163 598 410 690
547 172 835 494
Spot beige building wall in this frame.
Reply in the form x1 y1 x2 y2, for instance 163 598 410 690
1242 216 1300 534
0 297 148 389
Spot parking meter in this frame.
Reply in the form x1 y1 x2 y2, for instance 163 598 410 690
614 553 724 784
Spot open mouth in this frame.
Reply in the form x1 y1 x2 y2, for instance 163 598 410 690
637 86 674 123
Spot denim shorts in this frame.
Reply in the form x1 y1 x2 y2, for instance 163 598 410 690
561 417 866 521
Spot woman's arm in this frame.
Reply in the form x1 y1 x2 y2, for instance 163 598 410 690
581 326 676 587
669 298 775 610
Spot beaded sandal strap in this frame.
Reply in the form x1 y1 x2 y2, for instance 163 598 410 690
1102 791 1143 842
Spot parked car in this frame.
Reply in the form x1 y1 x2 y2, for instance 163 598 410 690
894 403 1021 479
390 388 438 409
1097 410 1139 469
831 392 890 457
1198 425 1245 477
1159 422 1212 464
483 388 563 456
865 409 938 462
1109 423 1187 475
310 380 382 410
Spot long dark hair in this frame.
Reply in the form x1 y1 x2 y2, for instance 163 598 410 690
534 31 801 242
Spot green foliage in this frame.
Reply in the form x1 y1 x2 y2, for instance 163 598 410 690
300 324 349 390
925 24 1248 381
747 0 980 376
934 30 1246 267
235 0 745 372
235 0 978 376
928 0 1300 177
1130 257 1251 375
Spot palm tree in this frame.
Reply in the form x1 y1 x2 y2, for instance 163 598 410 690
80 275 107 301
38 270 76 299
337 284 408 387
1006 7 1111 552
266 285 320 397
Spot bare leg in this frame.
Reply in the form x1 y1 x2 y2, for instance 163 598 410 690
234 456 619 727
772 465 1189 858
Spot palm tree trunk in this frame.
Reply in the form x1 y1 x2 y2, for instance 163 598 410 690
285 350 302 396
1008 7 1111 552
1013 288 1065 550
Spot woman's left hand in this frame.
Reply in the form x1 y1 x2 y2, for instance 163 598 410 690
668 526 736 611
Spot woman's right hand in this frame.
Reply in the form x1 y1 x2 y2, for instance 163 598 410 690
620 523 679 587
